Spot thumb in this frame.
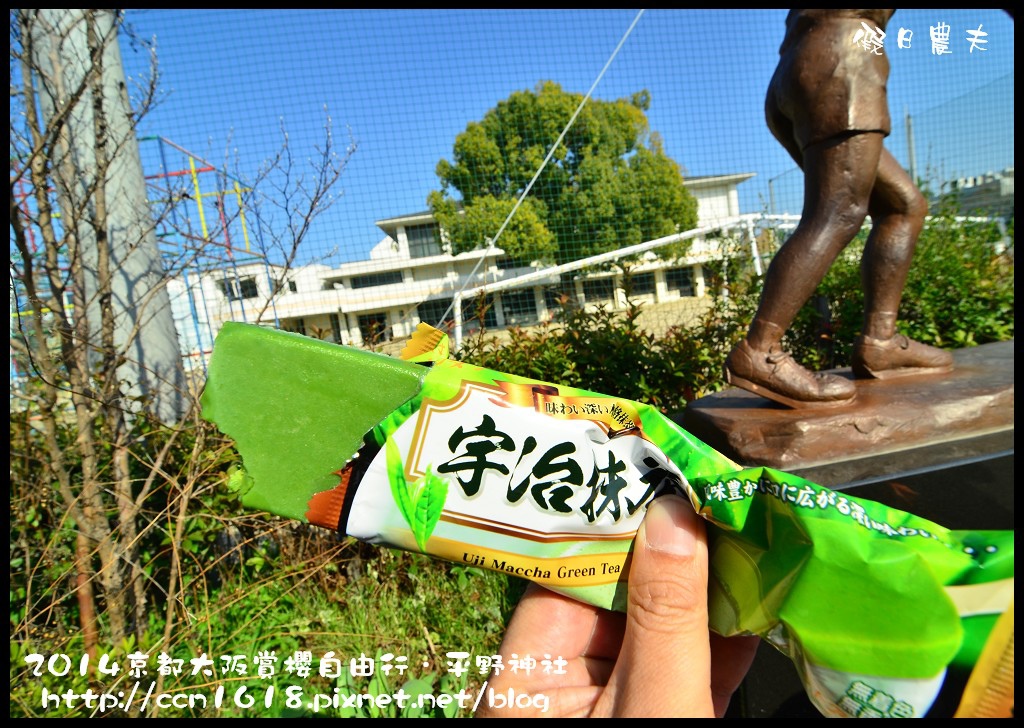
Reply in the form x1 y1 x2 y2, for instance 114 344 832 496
600 494 714 717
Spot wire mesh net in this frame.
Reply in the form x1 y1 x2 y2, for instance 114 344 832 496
10 9 1015 381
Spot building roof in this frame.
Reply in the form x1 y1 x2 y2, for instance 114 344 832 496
685 172 756 188
375 174 756 233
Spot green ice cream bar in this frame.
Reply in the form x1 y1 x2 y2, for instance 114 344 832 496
200 322 427 522
200 322 1013 719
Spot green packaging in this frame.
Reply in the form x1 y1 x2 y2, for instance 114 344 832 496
200 322 1013 718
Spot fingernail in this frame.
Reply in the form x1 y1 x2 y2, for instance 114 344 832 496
642 495 698 556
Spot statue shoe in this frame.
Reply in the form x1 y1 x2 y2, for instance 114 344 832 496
724 339 856 408
852 334 954 379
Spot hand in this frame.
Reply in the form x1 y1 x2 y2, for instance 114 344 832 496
475 495 760 718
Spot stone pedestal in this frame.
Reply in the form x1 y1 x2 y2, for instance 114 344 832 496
699 341 1016 719
679 340 1014 488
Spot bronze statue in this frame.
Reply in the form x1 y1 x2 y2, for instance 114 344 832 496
725 9 953 408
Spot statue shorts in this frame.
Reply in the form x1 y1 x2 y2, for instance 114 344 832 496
765 10 894 157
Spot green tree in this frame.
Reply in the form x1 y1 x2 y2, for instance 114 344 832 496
428 81 698 265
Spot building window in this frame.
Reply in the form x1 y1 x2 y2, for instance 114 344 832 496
500 290 538 326
238 277 259 299
218 276 259 300
665 267 694 297
357 313 391 344
274 278 298 294
462 294 497 330
417 298 453 327
625 272 656 297
544 285 578 314
406 223 443 259
582 278 615 304
329 313 342 343
496 255 526 270
282 318 306 336
350 271 404 289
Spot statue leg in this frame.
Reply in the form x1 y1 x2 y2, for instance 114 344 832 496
725 133 883 407
852 149 954 378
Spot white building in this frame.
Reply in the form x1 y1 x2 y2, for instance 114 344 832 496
934 166 1014 219
167 173 755 368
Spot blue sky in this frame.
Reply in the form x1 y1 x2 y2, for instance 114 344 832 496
120 9 1014 265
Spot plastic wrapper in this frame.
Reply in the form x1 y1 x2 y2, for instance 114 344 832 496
200 322 1013 718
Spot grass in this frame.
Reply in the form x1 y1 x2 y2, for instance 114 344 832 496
10 520 525 718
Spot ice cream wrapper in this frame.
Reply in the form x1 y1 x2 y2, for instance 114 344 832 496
200 322 1013 718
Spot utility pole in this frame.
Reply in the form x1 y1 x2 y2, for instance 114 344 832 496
905 107 918 185
28 9 185 423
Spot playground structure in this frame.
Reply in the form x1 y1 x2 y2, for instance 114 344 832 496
140 136 284 376
10 136 287 397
